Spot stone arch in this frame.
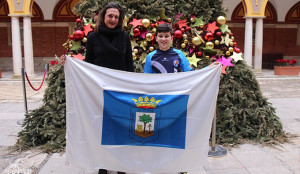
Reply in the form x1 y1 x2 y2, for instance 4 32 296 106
52 0 80 22
285 1 300 23
242 0 269 17
6 0 34 15
0 0 44 22
232 1 277 23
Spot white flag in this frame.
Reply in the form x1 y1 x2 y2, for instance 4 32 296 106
65 56 221 173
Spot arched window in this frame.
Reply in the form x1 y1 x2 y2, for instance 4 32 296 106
231 2 277 23
285 2 300 23
0 0 10 22
0 0 44 22
52 0 80 22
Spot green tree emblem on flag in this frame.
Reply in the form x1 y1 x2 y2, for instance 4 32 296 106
135 114 154 138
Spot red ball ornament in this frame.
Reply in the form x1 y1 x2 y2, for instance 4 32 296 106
216 31 222 37
133 28 140 37
74 30 84 40
233 42 237 47
150 23 156 28
174 30 183 39
68 35 75 41
234 48 241 53
196 51 202 57
186 27 191 31
181 28 185 33
205 32 214 41
76 18 82 23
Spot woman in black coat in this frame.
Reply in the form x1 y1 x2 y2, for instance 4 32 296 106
85 2 133 73
85 2 132 174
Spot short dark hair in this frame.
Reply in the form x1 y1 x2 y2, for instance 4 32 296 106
94 2 125 32
156 23 173 35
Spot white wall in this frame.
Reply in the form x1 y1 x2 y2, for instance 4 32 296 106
269 0 299 22
223 0 299 22
223 0 242 21
34 0 60 20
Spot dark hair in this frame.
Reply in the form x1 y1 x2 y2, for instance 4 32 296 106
156 23 173 36
94 2 125 32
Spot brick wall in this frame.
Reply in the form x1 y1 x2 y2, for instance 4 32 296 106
0 26 68 58
32 27 69 57
229 26 245 52
263 28 299 55
0 27 12 57
1 23 299 70
227 24 300 56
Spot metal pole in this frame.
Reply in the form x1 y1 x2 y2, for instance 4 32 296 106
21 67 28 113
46 64 49 78
208 107 227 157
211 110 217 151
17 68 28 125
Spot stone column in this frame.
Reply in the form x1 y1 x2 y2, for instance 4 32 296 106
254 18 264 72
244 17 253 67
11 16 22 78
23 16 35 76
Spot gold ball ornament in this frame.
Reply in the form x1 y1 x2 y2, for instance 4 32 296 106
183 34 187 39
91 24 96 28
152 28 156 33
206 42 214 49
228 47 234 52
68 40 72 44
192 37 202 46
146 33 153 42
141 19 151 28
205 56 210 59
149 46 154 52
215 40 220 45
132 53 137 61
231 36 235 41
181 43 186 48
184 39 188 44
167 18 172 23
199 23 205 28
68 44 73 48
82 37 87 43
63 42 68 48
143 41 148 46
226 51 231 56
133 48 139 54
229 41 234 47
217 16 226 25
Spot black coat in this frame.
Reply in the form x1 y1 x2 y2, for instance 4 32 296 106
85 26 134 72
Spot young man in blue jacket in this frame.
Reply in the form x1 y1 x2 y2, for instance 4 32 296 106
144 23 192 74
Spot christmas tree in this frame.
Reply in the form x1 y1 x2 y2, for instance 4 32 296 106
16 0 286 153
16 58 66 152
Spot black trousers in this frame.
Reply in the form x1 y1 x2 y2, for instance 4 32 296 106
98 169 125 174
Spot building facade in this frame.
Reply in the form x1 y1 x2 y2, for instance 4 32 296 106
0 0 299 76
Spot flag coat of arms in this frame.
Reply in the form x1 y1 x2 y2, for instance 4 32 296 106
65 56 221 173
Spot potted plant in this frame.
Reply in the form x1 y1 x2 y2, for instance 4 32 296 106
274 58 300 76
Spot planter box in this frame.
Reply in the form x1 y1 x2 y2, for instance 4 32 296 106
274 66 300 76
